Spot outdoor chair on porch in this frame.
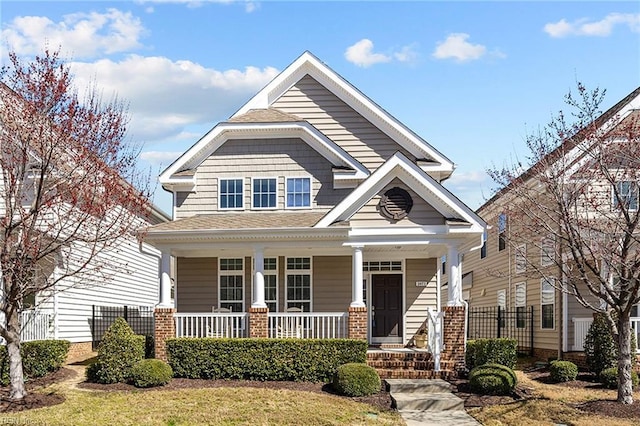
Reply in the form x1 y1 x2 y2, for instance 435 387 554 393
208 307 233 338
277 307 303 338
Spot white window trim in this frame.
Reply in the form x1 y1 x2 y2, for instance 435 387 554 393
515 282 526 307
252 257 279 312
218 177 245 211
541 278 555 330
285 256 313 311
540 236 555 267
515 244 526 275
218 258 244 312
251 177 278 210
497 289 506 309
612 181 639 211
285 176 312 210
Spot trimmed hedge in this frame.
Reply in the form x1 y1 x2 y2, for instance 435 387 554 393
333 363 380 397
466 338 517 369
166 338 367 382
469 363 517 395
549 360 578 383
131 359 173 388
0 340 70 385
600 367 639 390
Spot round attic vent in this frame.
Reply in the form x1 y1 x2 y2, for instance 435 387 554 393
378 187 413 221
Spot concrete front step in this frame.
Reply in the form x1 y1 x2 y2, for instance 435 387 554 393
392 391 465 412
386 378 452 393
400 410 481 426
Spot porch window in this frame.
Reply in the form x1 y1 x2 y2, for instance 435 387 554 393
540 236 555 267
363 261 402 271
219 258 243 312
264 257 278 312
541 278 555 329
613 181 639 211
286 257 311 311
219 179 243 210
515 282 526 328
286 177 311 208
514 244 526 274
252 178 277 209
498 213 507 251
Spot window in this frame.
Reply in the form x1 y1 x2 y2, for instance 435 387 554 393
515 244 526 274
219 179 243 209
515 282 526 328
498 213 507 251
286 257 311 311
613 181 639 211
541 278 555 329
541 236 555 267
286 177 311 208
480 231 487 259
497 289 506 328
264 258 278 312
252 178 277 209
441 255 446 275
363 261 402 271
219 258 243 312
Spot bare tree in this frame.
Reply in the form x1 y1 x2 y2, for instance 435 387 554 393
488 84 640 404
0 49 150 400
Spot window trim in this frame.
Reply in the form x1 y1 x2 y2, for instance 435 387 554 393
498 213 507 251
497 289 506 328
285 176 312 209
515 282 526 329
613 181 639 211
218 178 245 211
514 243 526 275
285 257 312 311
540 235 555 267
480 230 488 259
541 278 555 330
251 177 278 210
218 258 244 312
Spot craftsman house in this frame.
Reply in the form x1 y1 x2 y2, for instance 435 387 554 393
144 52 486 374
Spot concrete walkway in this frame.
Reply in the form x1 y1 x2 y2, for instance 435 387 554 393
386 379 481 426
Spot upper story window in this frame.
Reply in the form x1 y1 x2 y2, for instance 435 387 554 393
613 181 638 211
286 177 311 208
498 213 507 251
541 236 555 267
252 178 277 209
480 230 488 259
219 178 243 210
514 244 526 274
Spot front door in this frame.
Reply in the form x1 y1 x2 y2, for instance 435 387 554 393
372 274 403 341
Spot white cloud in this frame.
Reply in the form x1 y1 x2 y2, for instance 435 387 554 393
69 55 279 141
1 9 146 59
394 44 419 63
432 33 486 63
140 151 183 165
544 13 640 38
345 39 419 68
135 0 259 12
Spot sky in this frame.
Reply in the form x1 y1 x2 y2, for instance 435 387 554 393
1 1 639 216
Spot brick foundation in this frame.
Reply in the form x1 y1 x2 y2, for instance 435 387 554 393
65 341 94 363
532 347 560 362
249 307 268 338
154 308 176 361
561 352 587 369
442 306 466 371
348 306 367 340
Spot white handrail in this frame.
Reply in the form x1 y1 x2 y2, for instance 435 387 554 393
174 313 247 338
426 308 444 371
268 312 348 339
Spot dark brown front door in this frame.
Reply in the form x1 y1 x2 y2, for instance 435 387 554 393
372 274 402 338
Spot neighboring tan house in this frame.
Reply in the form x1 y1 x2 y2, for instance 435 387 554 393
143 52 486 376
462 87 640 362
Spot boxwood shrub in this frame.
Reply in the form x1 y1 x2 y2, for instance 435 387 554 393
332 363 381 396
466 338 517 369
469 363 517 395
166 338 367 382
600 367 639 390
549 360 578 383
131 359 173 388
0 340 70 385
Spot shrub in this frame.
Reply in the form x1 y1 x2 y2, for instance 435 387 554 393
584 314 617 377
332 363 380 397
466 338 517 369
549 360 578 383
600 367 639 390
166 338 367 382
86 317 145 384
130 359 173 388
0 340 70 385
469 363 517 395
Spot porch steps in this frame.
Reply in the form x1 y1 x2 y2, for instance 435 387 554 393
367 350 456 380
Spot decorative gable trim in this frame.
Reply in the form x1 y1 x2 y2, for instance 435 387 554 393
315 152 486 232
159 121 369 192
233 51 455 177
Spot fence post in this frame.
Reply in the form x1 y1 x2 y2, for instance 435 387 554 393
92 305 96 350
124 305 128 322
497 306 502 339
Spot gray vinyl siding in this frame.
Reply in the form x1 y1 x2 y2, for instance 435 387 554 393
350 179 446 227
313 256 351 312
405 258 438 345
272 75 413 171
176 257 217 312
175 138 349 218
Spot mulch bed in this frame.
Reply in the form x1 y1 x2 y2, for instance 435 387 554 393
0 367 74 413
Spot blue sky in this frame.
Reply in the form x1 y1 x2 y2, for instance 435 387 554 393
2 1 639 216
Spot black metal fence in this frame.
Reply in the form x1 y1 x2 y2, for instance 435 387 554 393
92 305 155 349
467 306 534 356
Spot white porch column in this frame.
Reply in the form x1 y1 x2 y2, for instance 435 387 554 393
252 246 267 309
447 245 463 306
158 251 172 308
351 246 365 308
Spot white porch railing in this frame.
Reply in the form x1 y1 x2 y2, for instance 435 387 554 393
631 317 640 353
268 312 348 339
426 308 444 371
174 313 248 338
572 317 593 351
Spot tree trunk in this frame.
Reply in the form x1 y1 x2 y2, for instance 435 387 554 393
6 311 26 400
617 315 634 404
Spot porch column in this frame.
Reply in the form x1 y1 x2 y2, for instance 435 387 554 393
350 246 365 308
252 246 267 309
158 251 172 308
447 245 463 306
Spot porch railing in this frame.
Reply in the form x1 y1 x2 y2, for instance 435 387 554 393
174 313 248 338
572 317 593 351
632 317 640 353
426 308 444 371
21 309 54 342
268 312 348 339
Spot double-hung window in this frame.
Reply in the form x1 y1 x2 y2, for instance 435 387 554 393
515 282 526 328
264 258 278 312
514 244 526 274
219 179 243 210
541 278 555 329
286 257 311 311
541 236 555 267
497 289 506 328
219 258 243 312
252 178 277 209
613 181 639 211
286 177 311 208
498 213 507 251
480 231 487 259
